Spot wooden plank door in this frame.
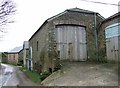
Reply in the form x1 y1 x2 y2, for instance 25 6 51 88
56 25 87 61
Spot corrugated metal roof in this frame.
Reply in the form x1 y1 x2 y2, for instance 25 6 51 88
8 46 23 53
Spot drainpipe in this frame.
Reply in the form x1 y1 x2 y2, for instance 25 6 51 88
94 13 99 61
30 46 33 71
29 46 33 71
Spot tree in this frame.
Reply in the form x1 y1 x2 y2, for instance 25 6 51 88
0 0 16 67
0 0 16 38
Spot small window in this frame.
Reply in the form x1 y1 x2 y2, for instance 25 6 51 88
37 41 38 51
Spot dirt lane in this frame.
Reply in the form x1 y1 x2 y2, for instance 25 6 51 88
1 64 40 87
16 67 40 86
42 62 118 86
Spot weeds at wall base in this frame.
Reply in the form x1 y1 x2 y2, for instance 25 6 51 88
19 66 51 84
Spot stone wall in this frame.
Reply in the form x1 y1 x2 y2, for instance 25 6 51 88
98 13 120 61
29 10 104 73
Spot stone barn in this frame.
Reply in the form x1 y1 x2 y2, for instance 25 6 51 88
23 41 32 70
7 52 19 65
29 8 104 73
98 12 120 61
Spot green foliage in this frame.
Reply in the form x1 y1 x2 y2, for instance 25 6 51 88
40 71 51 81
19 66 51 84
19 66 26 72
25 70 42 83
19 66 41 83
17 59 23 66
2 53 7 57
3 62 17 66
2 62 8 64
87 47 107 63
47 29 60 71
9 62 17 66
98 48 106 62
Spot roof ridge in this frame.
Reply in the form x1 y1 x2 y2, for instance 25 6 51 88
66 7 97 13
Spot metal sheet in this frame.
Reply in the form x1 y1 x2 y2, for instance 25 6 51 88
105 23 120 38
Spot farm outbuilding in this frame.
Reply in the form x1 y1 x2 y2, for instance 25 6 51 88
23 41 33 70
98 12 120 61
18 49 23 65
29 8 104 73
7 52 19 65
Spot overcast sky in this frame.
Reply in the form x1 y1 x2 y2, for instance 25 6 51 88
0 0 119 52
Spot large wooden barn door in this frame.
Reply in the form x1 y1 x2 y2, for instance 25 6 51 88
106 37 118 61
77 27 87 61
105 23 119 61
56 25 87 61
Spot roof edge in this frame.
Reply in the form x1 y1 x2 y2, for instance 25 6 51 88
29 20 48 41
29 8 104 41
103 12 120 23
97 12 120 31
7 52 19 54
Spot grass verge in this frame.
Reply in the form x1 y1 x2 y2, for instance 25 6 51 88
19 66 41 84
19 66 51 84
25 70 42 83
2 62 18 66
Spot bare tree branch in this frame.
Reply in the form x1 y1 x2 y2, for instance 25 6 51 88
0 0 16 37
